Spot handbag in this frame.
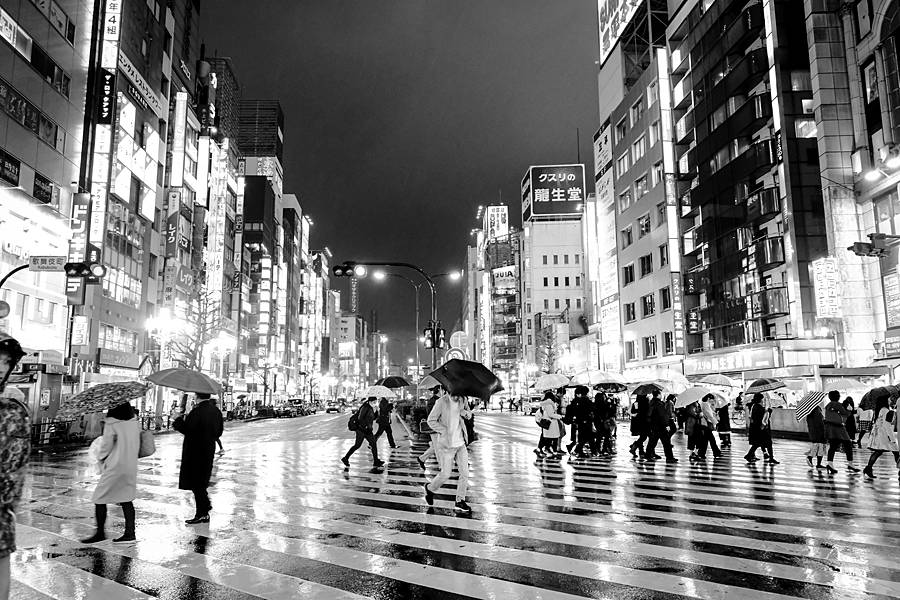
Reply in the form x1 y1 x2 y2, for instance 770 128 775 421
539 418 551 430
138 430 156 458
558 421 567 438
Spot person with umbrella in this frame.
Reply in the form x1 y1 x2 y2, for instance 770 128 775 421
567 386 594 457
81 402 140 544
342 397 383 469
843 397 858 449
696 394 722 460
374 397 398 449
535 390 564 457
423 394 473 512
0 336 27 600
644 391 677 463
173 393 225 524
823 390 859 473
862 396 900 478
683 400 703 462
593 392 616 456
745 393 778 464
805 404 828 469
716 397 732 449
628 393 650 458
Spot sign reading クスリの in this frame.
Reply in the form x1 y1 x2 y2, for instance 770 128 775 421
523 164 585 221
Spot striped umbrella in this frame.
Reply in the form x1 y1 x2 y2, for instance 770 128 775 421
745 378 785 394
795 391 825 421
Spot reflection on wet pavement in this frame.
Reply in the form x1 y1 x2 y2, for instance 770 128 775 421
10 413 900 599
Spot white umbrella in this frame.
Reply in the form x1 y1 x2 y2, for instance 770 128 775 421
146 368 222 395
657 369 691 389
361 385 396 398
0 387 25 402
570 369 626 387
532 373 571 390
417 375 441 389
824 379 867 393
674 386 717 409
698 374 740 388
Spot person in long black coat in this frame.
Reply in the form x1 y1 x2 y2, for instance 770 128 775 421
644 394 676 462
804 405 827 469
824 391 859 473
744 393 778 464
593 393 616 456
342 397 382 468
173 393 224 524
568 386 594 457
374 397 397 448
628 394 650 458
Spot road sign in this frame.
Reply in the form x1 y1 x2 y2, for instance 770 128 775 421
445 348 466 361
29 256 68 271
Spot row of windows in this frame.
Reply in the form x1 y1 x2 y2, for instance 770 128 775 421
622 245 669 285
617 162 665 213
541 253 580 265
624 331 676 361
0 6 72 97
615 124 660 179
0 291 59 327
542 275 582 287
614 80 659 144
98 323 139 354
620 207 667 248
540 298 583 311
0 77 65 152
623 286 673 322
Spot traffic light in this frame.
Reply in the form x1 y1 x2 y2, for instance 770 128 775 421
848 233 888 257
332 261 367 277
64 262 107 278
436 327 446 349
423 326 434 349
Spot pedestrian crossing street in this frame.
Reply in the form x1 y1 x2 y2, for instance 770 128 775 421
10 413 900 599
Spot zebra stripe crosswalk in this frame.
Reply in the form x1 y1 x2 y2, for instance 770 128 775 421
10 413 900 599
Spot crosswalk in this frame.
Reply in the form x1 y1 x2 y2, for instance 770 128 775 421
10 413 900 599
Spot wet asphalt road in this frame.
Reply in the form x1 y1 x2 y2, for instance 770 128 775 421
9 412 900 599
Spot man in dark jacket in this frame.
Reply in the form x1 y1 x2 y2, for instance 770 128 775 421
568 386 594 456
342 397 383 468
644 392 677 463
629 394 650 458
173 393 224 524
374 397 397 448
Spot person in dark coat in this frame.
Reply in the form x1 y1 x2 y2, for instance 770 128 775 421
568 386 594 457
745 393 778 464
842 397 857 442
629 394 650 458
342 397 382 468
683 401 702 460
824 391 859 473
644 393 677 462
804 405 827 469
173 393 224 524
593 393 615 456
716 400 732 448
374 397 397 448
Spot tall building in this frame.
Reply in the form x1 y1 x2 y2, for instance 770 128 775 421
337 312 368 393
0 0 94 414
669 0 838 378
519 166 588 374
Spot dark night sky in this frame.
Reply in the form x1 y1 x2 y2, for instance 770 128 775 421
204 1 600 362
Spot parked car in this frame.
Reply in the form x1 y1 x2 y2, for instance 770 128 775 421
324 401 342 414
274 403 297 418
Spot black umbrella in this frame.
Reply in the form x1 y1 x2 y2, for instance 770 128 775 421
860 385 900 411
375 376 411 389
428 359 503 401
631 382 663 396
594 382 627 393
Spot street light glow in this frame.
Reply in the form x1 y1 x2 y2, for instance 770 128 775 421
353 264 368 277
373 271 386 280
448 270 462 281
864 169 882 182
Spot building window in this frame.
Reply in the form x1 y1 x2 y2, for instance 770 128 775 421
574 254 580 264
617 152 630 178
618 190 632 213
555 298 560 309
543 277 548 287
625 340 637 361
98 323 139 354
528 335 533 345
621 225 633 248
575 276 581 286
638 214 651 237
543 299 549 310
648 80 659 107
641 293 656 317
623 264 635 286
660 286 672 310
642 335 658 357
631 98 644 125
527 319 532 329
649 120 660 146
542 255 548 265
0 76 66 151
565 298 571 307
795 118 817 138
632 136 646 162
624 302 636 322
663 331 675 354
615 117 627 143
553 255 559 265
863 61 879 103
659 244 669 267
634 175 648 198
790 70 812 91
576 298 582 309
554 277 559 286
564 276 570 286
652 162 663 187
639 254 653 277
564 254 569 264
657 202 666 226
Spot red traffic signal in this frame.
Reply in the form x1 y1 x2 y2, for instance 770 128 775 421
64 262 107 278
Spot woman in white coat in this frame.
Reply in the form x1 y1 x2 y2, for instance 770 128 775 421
862 396 899 479
81 402 140 543
536 392 563 457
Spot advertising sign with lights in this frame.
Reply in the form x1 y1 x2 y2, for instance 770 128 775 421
598 0 643 67
522 164 585 221
97 69 116 124
484 205 509 240
811 257 842 319
66 193 90 305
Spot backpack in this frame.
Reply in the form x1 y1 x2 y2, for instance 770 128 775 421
0 397 31 508
348 410 359 431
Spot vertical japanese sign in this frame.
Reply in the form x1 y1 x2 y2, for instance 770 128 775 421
97 69 116 124
101 0 121 69
598 0 643 67
66 193 91 305
811 257 842 319
523 164 585 221
593 121 620 357
170 92 187 188
484 205 508 240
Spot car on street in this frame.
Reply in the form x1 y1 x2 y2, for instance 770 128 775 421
324 401 342 413
274 403 297 418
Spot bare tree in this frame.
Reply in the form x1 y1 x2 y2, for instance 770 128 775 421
169 282 222 371
536 326 560 373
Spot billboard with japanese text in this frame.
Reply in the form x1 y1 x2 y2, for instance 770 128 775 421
522 164 585 221
598 0 643 67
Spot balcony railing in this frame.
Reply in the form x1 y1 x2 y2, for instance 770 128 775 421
745 187 780 222
750 286 789 318
753 236 785 270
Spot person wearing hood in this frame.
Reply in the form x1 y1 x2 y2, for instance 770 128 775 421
81 402 140 543
824 390 859 473
173 393 225 524
863 396 899 479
